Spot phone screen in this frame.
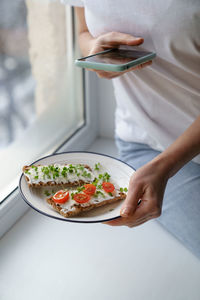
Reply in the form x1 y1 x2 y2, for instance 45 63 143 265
81 49 153 65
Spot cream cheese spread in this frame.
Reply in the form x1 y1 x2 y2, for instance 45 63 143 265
24 164 95 185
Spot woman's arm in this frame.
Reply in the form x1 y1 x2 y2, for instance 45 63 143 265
153 115 200 178
105 115 200 227
75 7 94 56
75 7 151 79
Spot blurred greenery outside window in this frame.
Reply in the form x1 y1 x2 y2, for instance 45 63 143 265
0 0 84 203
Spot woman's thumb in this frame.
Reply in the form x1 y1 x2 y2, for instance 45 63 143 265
120 183 143 217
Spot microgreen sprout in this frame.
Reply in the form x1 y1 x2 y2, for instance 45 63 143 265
95 191 105 198
77 186 85 193
120 187 128 193
94 163 101 171
102 172 111 182
44 190 51 196
92 178 99 186
25 170 31 175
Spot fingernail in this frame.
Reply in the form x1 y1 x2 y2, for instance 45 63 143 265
120 207 132 217
136 37 143 41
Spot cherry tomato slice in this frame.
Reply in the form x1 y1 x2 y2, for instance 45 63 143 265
83 184 96 195
53 190 69 204
102 182 115 193
74 193 90 204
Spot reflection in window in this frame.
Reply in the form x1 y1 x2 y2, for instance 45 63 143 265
0 0 35 149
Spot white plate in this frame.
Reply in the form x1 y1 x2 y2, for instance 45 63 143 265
19 151 135 223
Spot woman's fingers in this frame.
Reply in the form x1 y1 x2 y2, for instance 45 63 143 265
103 217 126 226
129 197 161 222
104 199 161 227
85 32 152 79
120 176 144 217
96 70 122 79
129 60 152 71
104 181 161 227
88 60 153 79
99 32 144 47
104 160 167 228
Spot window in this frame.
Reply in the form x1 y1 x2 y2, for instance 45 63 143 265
0 0 85 204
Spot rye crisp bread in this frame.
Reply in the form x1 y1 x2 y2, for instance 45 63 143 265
46 191 126 218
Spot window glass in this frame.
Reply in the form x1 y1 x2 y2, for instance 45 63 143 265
0 0 35 148
0 0 85 203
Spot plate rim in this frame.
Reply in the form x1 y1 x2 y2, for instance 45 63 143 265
19 150 135 224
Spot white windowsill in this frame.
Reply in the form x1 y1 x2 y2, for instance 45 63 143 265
0 137 200 300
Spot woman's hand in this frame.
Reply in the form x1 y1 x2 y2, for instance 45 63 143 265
105 159 169 227
88 31 152 79
105 113 200 228
75 8 152 79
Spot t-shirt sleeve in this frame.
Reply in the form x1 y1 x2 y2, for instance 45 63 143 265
61 0 84 7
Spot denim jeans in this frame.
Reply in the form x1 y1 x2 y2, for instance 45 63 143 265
115 136 200 259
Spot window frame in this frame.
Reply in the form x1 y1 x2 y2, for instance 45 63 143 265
0 6 99 238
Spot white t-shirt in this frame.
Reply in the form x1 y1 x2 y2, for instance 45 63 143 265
62 0 200 163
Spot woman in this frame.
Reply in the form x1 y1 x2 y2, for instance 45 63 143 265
63 0 200 259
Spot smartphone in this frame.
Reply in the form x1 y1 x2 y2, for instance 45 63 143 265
75 47 156 72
